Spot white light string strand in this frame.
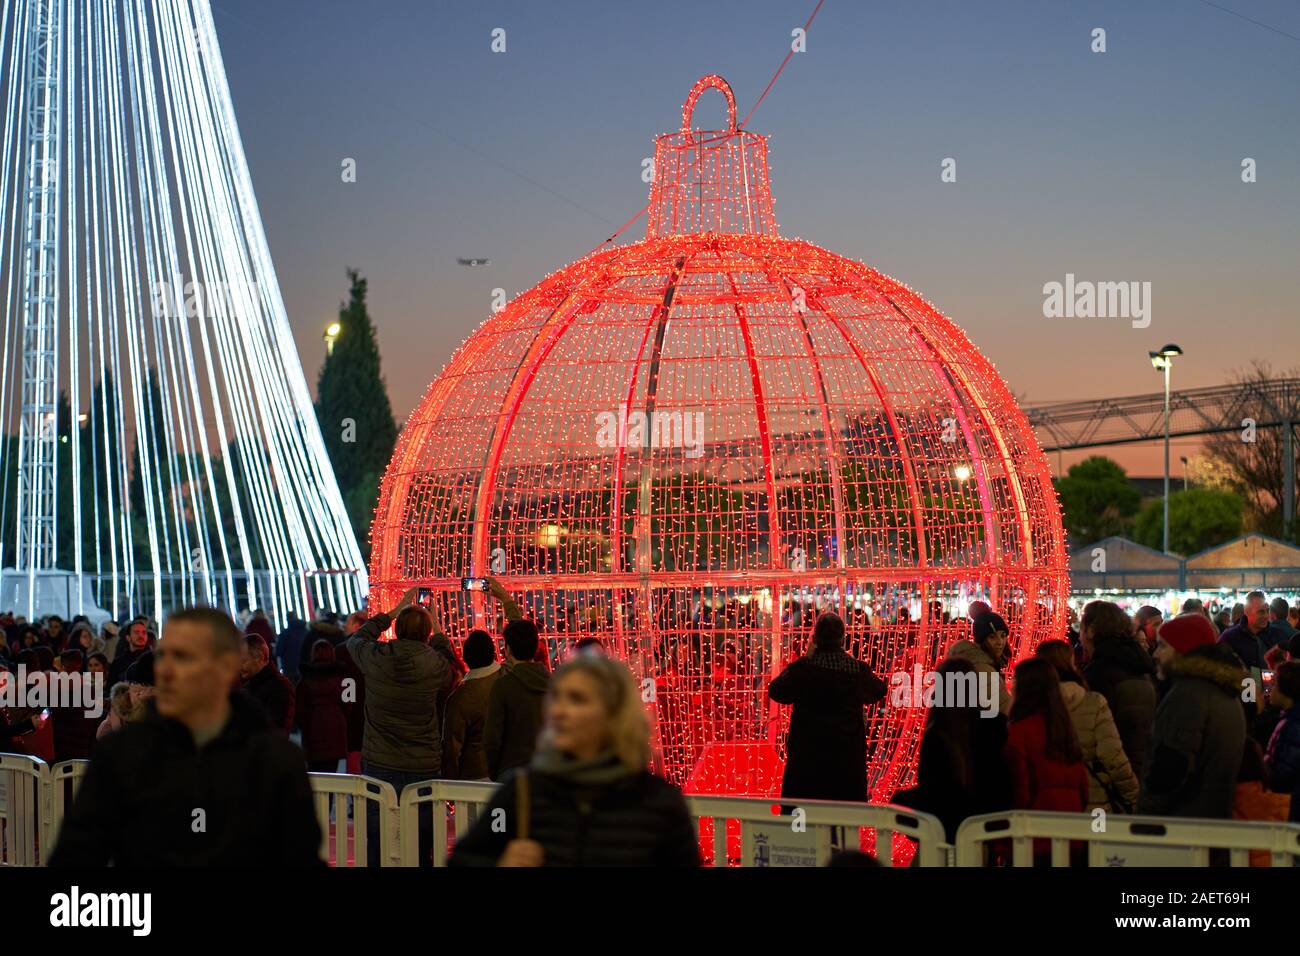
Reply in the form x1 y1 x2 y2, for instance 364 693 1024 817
150 0 241 610
65 0 82 611
161 0 294 619
193 0 366 610
0 0 366 622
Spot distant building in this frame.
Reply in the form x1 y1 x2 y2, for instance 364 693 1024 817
1071 533 1300 593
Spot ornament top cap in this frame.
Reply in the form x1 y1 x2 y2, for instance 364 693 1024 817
646 75 778 239
681 74 737 137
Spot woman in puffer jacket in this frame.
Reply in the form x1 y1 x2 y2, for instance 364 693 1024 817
1036 640 1139 813
450 651 700 867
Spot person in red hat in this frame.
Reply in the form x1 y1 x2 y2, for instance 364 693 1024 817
1137 613 1248 819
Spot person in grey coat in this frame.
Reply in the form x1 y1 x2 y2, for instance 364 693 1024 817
347 587 456 866
1138 613 1247 819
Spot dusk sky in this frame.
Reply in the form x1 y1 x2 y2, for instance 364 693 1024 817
214 0 1300 478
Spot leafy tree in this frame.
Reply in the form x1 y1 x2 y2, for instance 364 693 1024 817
1055 456 1141 547
315 270 398 557
1133 486 1244 555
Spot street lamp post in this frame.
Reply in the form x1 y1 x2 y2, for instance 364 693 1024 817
1149 344 1183 554
324 321 342 356
1180 456 1189 493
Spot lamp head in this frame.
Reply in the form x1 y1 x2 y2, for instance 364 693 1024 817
1149 343 1182 370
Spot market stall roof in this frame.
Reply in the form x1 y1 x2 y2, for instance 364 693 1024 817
1185 533 1300 589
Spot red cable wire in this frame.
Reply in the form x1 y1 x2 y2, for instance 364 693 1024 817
739 0 825 132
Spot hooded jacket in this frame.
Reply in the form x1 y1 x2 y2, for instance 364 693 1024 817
1058 680 1139 812
347 613 455 774
296 621 346 677
442 664 503 780
1137 643 1247 819
484 661 550 781
48 694 322 867
1082 637 1157 776
295 662 348 763
299 624 366 752
944 640 1011 716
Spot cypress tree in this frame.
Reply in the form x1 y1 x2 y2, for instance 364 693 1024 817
315 269 398 556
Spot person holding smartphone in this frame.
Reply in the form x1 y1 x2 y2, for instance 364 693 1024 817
345 587 451 866
442 578 523 781
345 577 519 864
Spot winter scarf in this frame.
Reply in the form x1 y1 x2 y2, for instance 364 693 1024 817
529 748 638 787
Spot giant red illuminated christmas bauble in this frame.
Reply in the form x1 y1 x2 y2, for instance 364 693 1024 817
369 76 1069 800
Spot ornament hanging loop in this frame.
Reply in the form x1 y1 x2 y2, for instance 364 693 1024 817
681 74 737 137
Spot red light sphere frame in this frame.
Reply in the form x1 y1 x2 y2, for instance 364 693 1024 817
369 75 1069 800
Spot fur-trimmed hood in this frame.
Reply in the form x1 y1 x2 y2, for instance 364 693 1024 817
1168 642 1247 697
947 639 1005 671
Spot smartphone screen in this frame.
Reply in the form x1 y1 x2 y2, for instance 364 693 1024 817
461 577 489 592
416 587 433 606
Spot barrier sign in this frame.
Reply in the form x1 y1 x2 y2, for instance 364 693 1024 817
741 820 829 867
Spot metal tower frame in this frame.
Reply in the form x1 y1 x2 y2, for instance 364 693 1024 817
16 0 61 593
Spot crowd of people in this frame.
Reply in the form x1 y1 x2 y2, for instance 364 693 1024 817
0 612 157 762
891 591 1300 860
2 584 1297 867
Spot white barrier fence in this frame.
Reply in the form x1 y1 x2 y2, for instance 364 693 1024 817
7 755 1300 868
398 779 495 867
308 773 400 867
390 785 951 868
685 796 950 867
0 754 48 866
397 780 947 866
956 811 1300 867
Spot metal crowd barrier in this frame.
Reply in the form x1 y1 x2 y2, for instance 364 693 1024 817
10 760 1300 868
399 778 498 866
0 754 48 866
394 779 950 867
307 772 400 867
686 796 950 867
955 810 1300 867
